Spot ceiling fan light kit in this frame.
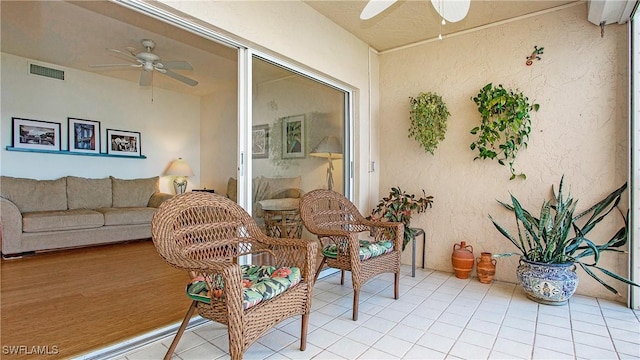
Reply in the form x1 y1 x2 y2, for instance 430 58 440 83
89 38 198 87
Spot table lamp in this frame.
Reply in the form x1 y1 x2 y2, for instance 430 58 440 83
310 136 343 190
165 158 194 194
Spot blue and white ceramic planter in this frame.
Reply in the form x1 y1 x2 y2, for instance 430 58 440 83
516 258 578 305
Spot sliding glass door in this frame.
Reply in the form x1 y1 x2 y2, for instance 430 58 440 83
248 55 349 265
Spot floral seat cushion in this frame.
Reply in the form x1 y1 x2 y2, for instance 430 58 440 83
322 240 394 261
186 265 302 310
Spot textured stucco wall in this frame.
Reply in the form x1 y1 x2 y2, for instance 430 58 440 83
379 3 629 301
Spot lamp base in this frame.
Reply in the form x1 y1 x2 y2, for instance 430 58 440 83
173 177 187 194
326 158 334 191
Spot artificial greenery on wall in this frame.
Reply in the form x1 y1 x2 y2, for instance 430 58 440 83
408 92 450 155
469 83 539 180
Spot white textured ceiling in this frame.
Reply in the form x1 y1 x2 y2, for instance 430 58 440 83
1 0 581 96
1 1 238 97
304 0 579 52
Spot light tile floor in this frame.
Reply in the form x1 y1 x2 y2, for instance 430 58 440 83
119 266 640 359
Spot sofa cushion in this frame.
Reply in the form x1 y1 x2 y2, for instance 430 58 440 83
226 177 238 202
111 176 158 207
261 176 302 200
97 207 156 226
226 176 302 204
22 209 104 233
67 176 112 209
257 198 299 211
0 176 67 213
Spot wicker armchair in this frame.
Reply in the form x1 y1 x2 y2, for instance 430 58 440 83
151 192 317 360
299 189 403 321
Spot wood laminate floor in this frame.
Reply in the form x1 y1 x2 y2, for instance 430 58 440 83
0 240 192 359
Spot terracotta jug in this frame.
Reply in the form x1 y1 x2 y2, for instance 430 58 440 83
476 252 497 284
452 241 474 279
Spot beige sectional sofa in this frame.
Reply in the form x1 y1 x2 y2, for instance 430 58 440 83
0 175 172 257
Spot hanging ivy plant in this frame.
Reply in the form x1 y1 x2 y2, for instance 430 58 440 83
408 92 450 155
470 83 539 180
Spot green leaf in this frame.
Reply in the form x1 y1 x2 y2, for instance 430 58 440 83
491 176 631 294
469 83 535 180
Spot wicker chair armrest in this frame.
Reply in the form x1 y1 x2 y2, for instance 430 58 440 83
360 218 401 229
176 257 241 277
306 227 360 239
370 221 403 251
364 220 404 250
179 258 245 310
314 221 404 253
256 236 318 285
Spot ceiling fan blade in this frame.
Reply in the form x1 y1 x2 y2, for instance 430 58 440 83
139 70 152 86
107 48 139 62
161 69 198 86
431 0 470 23
161 61 194 71
360 0 397 20
89 63 142 69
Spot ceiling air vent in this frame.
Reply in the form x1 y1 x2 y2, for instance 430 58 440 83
29 63 65 80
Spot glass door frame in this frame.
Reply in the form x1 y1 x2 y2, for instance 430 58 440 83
243 50 355 212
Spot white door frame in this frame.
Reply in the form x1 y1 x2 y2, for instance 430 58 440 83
631 17 639 310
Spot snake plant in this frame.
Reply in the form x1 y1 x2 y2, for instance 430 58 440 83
490 176 638 295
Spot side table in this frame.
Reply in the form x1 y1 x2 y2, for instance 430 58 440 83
262 206 303 238
410 227 426 277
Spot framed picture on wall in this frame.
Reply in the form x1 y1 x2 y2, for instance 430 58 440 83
106 129 141 157
282 114 305 159
12 117 61 151
252 124 269 159
68 117 100 154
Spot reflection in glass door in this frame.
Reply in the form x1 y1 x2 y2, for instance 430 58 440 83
250 56 348 265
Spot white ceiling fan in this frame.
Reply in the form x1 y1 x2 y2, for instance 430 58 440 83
360 0 470 22
90 39 198 87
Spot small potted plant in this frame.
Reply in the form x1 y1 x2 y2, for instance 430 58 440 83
490 176 638 305
470 83 539 180
408 92 450 155
369 187 433 250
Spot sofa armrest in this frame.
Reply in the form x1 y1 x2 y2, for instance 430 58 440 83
1 197 23 255
148 193 174 208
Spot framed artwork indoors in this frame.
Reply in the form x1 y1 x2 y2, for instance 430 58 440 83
68 117 100 154
252 124 269 159
106 129 141 157
12 117 61 151
282 114 305 159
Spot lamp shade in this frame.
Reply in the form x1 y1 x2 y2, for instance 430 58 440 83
310 136 343 159
165 158 194 177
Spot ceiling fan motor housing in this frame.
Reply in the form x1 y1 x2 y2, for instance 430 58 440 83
91 38 198 86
